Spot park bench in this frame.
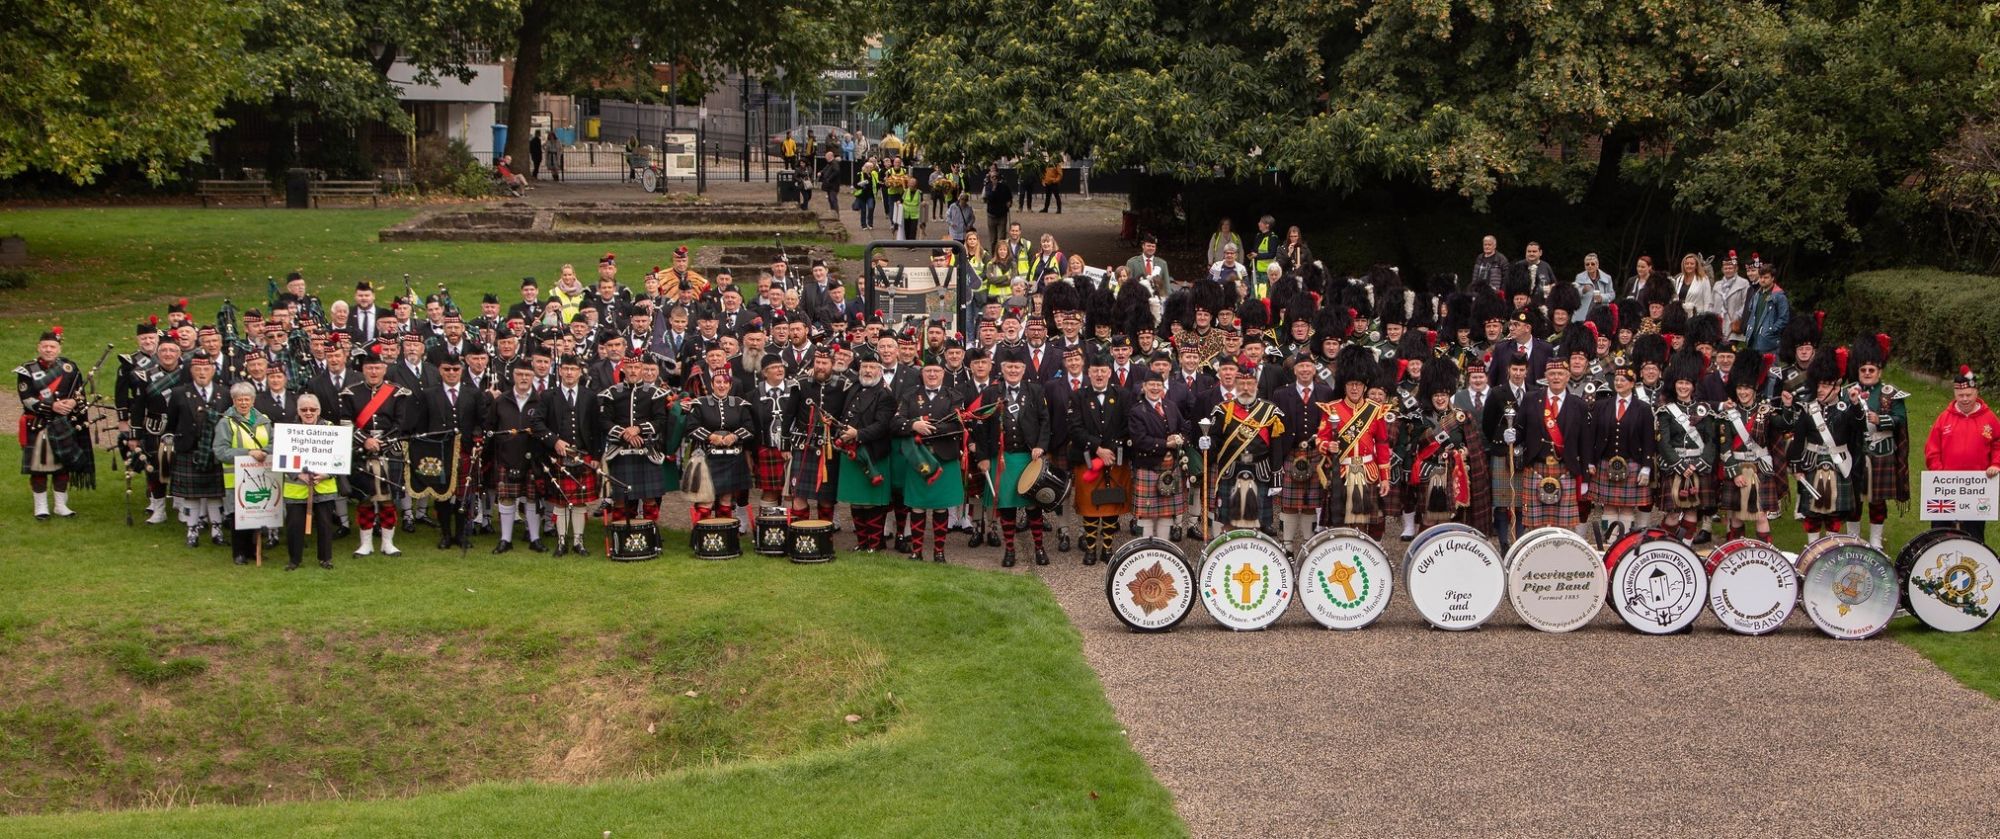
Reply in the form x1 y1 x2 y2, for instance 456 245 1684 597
308 180 383 208
196 180 270 208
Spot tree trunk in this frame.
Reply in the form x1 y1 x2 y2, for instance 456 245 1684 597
505 0 553 166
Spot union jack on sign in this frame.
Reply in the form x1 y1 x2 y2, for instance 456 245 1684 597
1927 499 1958 515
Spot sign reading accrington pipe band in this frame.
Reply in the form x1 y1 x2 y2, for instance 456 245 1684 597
1919 471 1998 521
271 422 353 476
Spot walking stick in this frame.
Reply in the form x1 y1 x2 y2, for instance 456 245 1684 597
1198 417 1214 543
1504 404 1518 546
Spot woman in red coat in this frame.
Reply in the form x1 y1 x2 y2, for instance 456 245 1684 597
1925 366 2000 541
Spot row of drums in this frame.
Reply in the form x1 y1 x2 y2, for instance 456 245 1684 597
1107 523 2000 639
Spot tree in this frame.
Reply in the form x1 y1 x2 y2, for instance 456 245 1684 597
500 0 873 165
0 0 253 183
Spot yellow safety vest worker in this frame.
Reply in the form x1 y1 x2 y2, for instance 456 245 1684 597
222 415 271 489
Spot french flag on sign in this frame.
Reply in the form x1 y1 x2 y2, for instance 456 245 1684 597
278 454 303 470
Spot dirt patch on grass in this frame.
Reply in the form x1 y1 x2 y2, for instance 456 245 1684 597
0 622 896 815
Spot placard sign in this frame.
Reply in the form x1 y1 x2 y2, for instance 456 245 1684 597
272 423 352 476
233 457 285 529
1920 470 1999 521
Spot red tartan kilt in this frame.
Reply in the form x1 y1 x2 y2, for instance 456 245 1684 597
754 446 788 493
1132 467 1187 519
1591 461 1650 509
1277 469 1320 513
539 466 599 506
1716 465 1786 515
1518 465 1580 529
1382 474 1404 518
1654 465 1717 510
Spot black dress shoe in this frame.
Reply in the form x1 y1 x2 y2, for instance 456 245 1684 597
1034 548 1049 566
1169 525 1183 542
319 559 335 569
1057 530 1072 552
967 524 983 548
1129 520 1140 536
1693 530 1714 546
335 524 353 539
233 555 251 566
438 535 454 550
933 550 945 564
573 538 590 556
527 539 547 553
986 529 1003 548
492 540 513 554
35 512 49 522
1002 548 1016 568
909 548 924 561
895 535 911 554
284 562 300 571
1083 551 1096 566
554 541 570 557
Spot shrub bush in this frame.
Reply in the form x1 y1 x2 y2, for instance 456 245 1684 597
412 135 488 196
1830 269 2000 378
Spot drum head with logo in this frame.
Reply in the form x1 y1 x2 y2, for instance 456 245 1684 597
1704 539 1797 636
1404 527 1505 631
1897 529 2000 633
1610 539 1708 634
1504 529 1606 633
1801 541 1898 640
1297 528 1394 630
1106 538 1196 632
1198 530 1294 631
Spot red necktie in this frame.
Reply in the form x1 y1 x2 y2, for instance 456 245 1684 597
1616 398 1626 421
1145 257 1153 274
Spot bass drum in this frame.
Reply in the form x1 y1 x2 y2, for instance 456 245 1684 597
1296 528 1394 630
1609 537 1708 634
1797 535 1898 640
1896 528 2000 633
1602 526 1675 573
1704 538 1798 636
1403 523 1504 631
1105 538 1197 632
1198 529 1294 631
1503 527 1606 633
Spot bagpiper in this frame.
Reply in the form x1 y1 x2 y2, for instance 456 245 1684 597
1404 358 1487 532
1653 353 1716 542
1846 334 1909 549
896 358 968 562
540 353 598 556
17 326 93 519
1317 344 1390 539
1715 351 1789 544
169 348 231 546
1587 362 1656 545
342 347 415 556
1789 348 1861 542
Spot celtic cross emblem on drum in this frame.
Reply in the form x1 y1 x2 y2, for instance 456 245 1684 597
1230 563 1265 608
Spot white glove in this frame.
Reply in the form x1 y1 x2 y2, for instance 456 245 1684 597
1198 436 1211 451
1502 428 1517 444
1267 486 1281 497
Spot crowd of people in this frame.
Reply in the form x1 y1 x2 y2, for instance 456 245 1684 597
18 224 2000 572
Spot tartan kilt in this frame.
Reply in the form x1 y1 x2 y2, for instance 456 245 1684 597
1381 472 1404 518
706 449 752 495
170 447 224 499
1277 468 1321 513
1325 468 1386 528
1133 463 1188 519
1488 456 1516 507
540 461 600 506
787 448 839 502
1654 464 1716 510
607 452 666 500
1716 463 1785 516
1518 464 1580 529
1592 461 1651 509
492 465 539 503
350 454 405 502
1855 453 1901 505
753 446 788 494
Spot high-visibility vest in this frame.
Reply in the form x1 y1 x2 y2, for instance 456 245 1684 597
284 472 339 500
222 414 271 489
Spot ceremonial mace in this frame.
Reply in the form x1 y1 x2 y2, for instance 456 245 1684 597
1197 417 1214 542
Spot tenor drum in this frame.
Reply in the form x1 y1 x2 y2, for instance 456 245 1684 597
754 507 791 556
1297 528 1394 630
1602 526 1675 573
1797 535 1897 640
1197 529 1294 631
1402 523 1505 631
1106 538 1197 632
1704 538 1798 635
787 519 837 564
1896 528 2000 633
1015 459 1073 511
1609 537 1708 634
691 518 741 560
1503 528 1606 633
607 520 662 562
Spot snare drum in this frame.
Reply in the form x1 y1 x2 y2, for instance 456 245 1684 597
1106 538 1196 632
692 518 741 560
1608 537 1707 634
1197 529 1294 631
787 519 837 564
1704 538 1797 635
1796 535 1897 640
754 507 791 556
1015 459 1073 511
607 520 662 562
1503 528 1606 633
1403 523 1505 631
1896 528 2000 633
1297 528 1394 630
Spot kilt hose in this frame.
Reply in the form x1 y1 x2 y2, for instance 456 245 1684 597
1592 461 1650 510
1518 463 1581 530
1716 463 1786 518
753 445 788 495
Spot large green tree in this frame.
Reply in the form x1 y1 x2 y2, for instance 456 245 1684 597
878 0 1999 249
0 0 252 183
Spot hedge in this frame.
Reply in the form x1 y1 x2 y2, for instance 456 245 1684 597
1829 269 2000 379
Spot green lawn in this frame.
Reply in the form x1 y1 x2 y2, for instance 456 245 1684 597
0 208 1181 836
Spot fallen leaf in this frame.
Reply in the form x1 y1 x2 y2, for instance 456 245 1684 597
844 714 861 723
684 690 699 698
646 722 656 734
1089 791 1099 800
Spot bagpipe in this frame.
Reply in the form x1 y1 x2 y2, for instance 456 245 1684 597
898 404 969 486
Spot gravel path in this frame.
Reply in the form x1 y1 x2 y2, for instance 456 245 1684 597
1012 532 2000 838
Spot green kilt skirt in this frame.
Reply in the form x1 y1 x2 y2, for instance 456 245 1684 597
902 462 965 509
992 452 1034 510
837 451 891 506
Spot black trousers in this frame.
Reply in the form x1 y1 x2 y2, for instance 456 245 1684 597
229 523 259 561
286 501 336 564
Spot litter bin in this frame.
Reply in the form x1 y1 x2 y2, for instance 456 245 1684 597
285 168 310 209
776 170 798 204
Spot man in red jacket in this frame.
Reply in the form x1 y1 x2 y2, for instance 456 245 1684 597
1925 365 2000 541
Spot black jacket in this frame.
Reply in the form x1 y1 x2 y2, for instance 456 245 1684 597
976 379 1050 457
1127 395 1189 464
1069 385 1129 464
539 383 597 453
837 382 898 460
1512 387 1592 477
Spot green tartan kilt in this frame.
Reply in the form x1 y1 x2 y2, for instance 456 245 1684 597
837 452 891 506
992 452 1034 509
902 462 965 509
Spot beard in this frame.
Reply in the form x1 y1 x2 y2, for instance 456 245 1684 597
860 372 882 387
